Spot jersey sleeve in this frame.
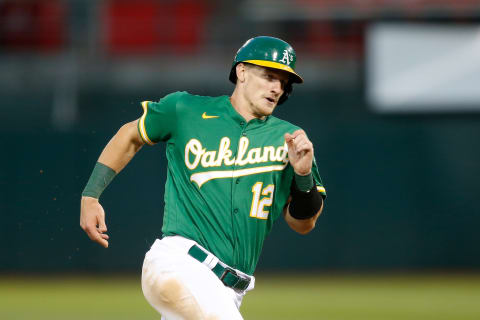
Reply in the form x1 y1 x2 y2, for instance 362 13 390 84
137 91 184 144
312 157 327 199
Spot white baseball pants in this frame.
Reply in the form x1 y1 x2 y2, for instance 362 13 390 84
141 236 255 320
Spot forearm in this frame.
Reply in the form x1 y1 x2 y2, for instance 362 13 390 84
82 120 144 199
285 201 323 235
97 120 144 173
283 171 324 234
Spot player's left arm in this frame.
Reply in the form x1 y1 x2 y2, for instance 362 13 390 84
284 196 323 235
283 129 324 235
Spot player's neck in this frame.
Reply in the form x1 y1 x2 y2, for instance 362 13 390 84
230 90 265 122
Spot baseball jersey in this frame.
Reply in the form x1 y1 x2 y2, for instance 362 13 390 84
138 91 326 275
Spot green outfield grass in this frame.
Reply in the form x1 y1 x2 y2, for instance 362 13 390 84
0 273 479 320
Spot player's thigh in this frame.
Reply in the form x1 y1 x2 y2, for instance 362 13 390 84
142 243 243 320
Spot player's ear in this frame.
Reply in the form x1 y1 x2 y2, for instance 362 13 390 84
236 63 247 83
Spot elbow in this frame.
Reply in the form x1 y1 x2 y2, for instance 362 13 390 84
291 208 323 235
294 220 316 235
287 190 324 235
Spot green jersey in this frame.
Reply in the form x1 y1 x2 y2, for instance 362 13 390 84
138 91 326 275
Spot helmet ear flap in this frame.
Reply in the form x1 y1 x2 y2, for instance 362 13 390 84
278 82 293 105
229 63 238 83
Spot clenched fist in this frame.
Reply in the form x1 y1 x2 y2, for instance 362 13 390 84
284 129 313 176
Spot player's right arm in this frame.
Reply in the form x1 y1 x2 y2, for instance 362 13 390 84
81 93 181 248
80 119 145 248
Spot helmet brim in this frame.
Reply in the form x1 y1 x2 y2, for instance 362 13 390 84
243 60 303 84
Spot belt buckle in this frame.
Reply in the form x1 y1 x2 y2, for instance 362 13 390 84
220 267 239 287
220 267 237 281
220 267 250 291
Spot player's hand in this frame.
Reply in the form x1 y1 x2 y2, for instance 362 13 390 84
284 129 313 176
80 196 109 248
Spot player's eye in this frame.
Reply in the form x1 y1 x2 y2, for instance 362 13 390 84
267 74 278 82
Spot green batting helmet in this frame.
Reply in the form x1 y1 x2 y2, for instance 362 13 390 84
229 36 303 104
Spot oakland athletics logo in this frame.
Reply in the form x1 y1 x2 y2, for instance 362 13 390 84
279 49 293 65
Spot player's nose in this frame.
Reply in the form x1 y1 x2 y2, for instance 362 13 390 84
270 79 283 96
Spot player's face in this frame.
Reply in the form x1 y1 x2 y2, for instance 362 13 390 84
243 64 290 118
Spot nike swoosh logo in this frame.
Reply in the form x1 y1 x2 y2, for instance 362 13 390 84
202 112 219 119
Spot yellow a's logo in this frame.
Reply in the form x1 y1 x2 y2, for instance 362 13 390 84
202 112 219 119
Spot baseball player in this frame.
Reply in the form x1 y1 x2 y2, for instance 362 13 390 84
80 36 326 319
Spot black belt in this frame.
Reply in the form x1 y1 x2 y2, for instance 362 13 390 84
188 244 251 291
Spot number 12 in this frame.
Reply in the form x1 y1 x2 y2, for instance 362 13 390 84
250 182 275 220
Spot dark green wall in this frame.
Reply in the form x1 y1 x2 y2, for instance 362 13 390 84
1 89 479 272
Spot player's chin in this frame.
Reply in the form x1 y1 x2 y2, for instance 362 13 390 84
261 99 277 112
259 107 274 117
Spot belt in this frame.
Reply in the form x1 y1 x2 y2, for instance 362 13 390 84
188 244 251 291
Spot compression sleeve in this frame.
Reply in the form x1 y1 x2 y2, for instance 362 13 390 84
289 175 323 220
81 162 117 199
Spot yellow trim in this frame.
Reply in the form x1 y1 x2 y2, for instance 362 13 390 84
244 60 303 82
316 186 326 193
139 101 155 145
190 164 287 188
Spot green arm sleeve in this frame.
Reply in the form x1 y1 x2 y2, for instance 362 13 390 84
81 162 117 199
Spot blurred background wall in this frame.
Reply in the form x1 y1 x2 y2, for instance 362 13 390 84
1 0 479 273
